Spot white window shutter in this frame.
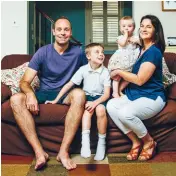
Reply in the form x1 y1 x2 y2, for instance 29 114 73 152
107 1 119 43
92 1 119 44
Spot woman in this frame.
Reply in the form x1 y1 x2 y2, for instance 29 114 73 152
107 15 166 161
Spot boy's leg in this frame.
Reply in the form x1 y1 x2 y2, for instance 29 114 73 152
94 104 107 161
81 110 94 158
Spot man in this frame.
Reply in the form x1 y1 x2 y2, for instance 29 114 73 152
10 16 87 170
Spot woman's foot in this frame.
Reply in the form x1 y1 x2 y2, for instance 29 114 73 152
127 144 142 161
138 140 157 161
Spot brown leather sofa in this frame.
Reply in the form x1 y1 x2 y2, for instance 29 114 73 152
1 53 176 156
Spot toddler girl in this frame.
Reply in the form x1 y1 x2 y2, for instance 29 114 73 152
108 16 140 97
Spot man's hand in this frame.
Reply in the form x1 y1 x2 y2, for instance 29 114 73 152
45 100 57 104
85 101 97 113
26 92 39 115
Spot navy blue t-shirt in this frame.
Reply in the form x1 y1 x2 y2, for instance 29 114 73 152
125 45 166 102
28 42 87 91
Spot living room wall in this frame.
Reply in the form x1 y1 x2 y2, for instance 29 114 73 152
1 1 176 58
1 1 28 58
133 1 176 43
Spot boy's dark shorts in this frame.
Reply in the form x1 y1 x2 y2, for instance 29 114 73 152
35 90 69 104
86 95 109 107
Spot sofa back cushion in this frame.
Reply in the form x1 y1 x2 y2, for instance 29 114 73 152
163 52 176 75
1 83 12 103
1 54 32 69
166 82 176 100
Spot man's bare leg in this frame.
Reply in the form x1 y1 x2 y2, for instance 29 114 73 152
56 88 86 170
10 93 49 170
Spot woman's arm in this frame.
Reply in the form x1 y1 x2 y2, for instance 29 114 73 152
114 62 156 86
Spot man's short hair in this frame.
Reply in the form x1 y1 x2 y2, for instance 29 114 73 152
120 16 135 29
53 16 72 29
85 43 104 55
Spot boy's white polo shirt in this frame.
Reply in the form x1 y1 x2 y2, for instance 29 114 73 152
71 63 111 96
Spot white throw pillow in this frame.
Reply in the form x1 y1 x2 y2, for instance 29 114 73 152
1 62 40 94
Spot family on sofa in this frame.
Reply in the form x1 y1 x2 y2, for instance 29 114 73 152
2 15 176 171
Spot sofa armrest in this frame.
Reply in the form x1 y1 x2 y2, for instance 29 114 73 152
1 83 12 104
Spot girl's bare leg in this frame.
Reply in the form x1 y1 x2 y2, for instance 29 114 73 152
112 80 120 98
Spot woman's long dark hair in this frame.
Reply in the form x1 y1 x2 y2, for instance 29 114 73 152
140 15 165 54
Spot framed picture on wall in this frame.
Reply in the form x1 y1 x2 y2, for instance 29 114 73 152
162 1 176 11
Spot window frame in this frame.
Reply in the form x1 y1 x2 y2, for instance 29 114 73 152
85 1 124 51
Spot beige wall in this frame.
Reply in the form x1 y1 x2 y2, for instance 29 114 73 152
133 1 176 45
1 1 176 59
1 1 28 59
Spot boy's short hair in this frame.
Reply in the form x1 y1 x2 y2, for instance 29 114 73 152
53 16 72 29
85 43 104 55
120 16 135 29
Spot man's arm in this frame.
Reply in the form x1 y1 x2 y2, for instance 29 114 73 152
20 67 39 115
20 67 38 94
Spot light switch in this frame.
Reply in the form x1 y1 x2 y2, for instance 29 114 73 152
12 21 18 27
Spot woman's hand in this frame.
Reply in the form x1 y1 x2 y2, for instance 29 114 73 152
110 69 121 80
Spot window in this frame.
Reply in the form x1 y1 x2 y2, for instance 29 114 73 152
85 1 132 51
86 1 119 51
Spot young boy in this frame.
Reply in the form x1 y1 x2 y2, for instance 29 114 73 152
45 43 111 161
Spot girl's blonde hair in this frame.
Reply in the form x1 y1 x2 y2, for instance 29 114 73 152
120 16 135 29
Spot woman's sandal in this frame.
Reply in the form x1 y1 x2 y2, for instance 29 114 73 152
138 141 157 161
127 145 142 161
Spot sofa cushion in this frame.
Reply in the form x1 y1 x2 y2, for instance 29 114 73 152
1 83 12 103
163 52 176 75
162 57 176 87
1 100 69 125
1 54 32 69
166 82 176 100
1 62 40 94
143 99 176 127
